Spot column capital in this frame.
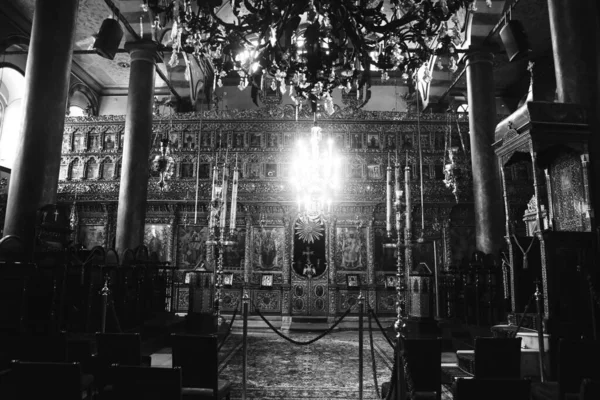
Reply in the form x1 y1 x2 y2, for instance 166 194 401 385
464 48 494 67
124 40 159 64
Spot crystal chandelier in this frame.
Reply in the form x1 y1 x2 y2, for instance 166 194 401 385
291 115 341 220
145 0 474 106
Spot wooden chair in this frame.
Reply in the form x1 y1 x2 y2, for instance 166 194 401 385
9 361 94 400
94 332 151 391
0 263 37 335
96 332 149 366
12 331 68 363
473 337 522 379
120 248 135 267
105 249 119 267
402 338 442 400
455 378 530 400
579 379 600 400
107 364 182 400
557 339 600 400
0 235 25 262
171 334 232 400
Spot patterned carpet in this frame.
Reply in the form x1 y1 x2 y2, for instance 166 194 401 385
219 331 394 399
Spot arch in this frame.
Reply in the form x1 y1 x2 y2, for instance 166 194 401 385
100 156 115 180
120 248 135 266
85 157 99 180
68 82 99 116
69 157 82 180
0 35 30 54
0 65 25 171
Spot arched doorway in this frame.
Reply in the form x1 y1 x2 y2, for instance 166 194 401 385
290 216 329 316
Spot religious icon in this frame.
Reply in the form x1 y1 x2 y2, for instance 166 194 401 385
234 132 244 148
337 227 365 271
261 274 273 287
177 225 209 268
367 165 381 179
367 134 380 149
198 163 210 179
105 135 115 150
144 224 170 262
259 229 277 269
247 163 260 179
268 133 278 148
223 273 234 287
350 164 363 179
200 133 210 148
169 133 180 149
346 274 359 288
300 246 317 278
180 162 194 178
249 132 261 147
385 134 396 150
385 275 397 289
265 164 277 178
79 225 106 249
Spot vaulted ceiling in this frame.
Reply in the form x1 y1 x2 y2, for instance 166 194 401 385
2 0 554 113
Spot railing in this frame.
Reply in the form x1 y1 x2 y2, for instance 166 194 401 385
437 265 505 326
0 251 178 335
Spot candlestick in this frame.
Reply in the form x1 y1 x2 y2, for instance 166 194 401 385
230 154 239 231
220 163 229 231
386 158 393 236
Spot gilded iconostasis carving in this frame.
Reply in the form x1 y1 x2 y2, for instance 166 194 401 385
39 110 476 316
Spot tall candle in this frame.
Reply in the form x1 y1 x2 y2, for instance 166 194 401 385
386 163 393 236
229 155 239 231
211 165 219 201
220 163 229 231
395 163 402 232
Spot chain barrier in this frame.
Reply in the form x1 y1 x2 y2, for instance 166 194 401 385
252 302 352 345
586 272 600 310
384 339 399 400
368 309 396 350
400 342 416 399
367 311 382 399
217 306 239 352
510 294 534 338
366 308 417 400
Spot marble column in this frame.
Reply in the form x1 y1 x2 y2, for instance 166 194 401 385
547 0 599 105
3 0 79 250
115 41 158 253
465 50 504 255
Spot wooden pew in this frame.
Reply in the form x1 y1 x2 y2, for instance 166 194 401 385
557 339 600 400
455 378 531 400
9 361 94 400
171 334 232 400
94 332 151 392
382 338 442 400
579 379 600 400
107 364 182 400
474 337 521 379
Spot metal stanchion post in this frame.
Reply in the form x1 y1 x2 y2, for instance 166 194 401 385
100 276 109 333
534 280 546 382
242 290 249 400
358 291 364 400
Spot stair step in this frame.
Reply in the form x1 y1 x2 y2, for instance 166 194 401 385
291 316 328 324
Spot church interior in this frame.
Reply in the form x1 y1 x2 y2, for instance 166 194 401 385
1 0 600 399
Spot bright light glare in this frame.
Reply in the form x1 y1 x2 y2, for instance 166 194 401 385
290 133 342 216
